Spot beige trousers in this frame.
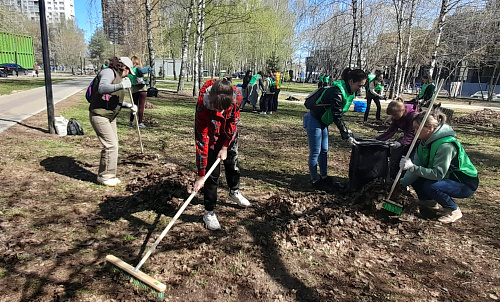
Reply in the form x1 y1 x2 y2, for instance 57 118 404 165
90 112 119 180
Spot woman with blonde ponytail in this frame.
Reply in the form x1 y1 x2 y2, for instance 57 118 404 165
399 110 479 223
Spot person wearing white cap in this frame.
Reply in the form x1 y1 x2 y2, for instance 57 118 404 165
88 56 138 186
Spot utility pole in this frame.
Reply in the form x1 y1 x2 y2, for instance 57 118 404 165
38 0 55 134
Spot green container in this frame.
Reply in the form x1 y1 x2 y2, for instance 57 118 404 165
0 32 34 69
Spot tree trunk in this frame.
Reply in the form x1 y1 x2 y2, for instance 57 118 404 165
212 31 218 79
429 0 449 78
192 0 202 96
178 0 194 92
145 0 155 88
400 0 416 94
171 50 177 80
197 0 205 90
349 0 358 68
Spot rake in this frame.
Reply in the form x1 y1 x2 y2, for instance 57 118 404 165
106 158 221 298
382 79 445 215
128 88 144 153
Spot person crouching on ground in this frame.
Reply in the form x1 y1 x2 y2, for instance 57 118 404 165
89 56 138 186
128 56 152 128
376 99 418 179
303 68 368 192
399 110 479 223
193 78 250 230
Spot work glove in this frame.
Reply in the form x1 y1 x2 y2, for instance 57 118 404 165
121 77 132 89
390 141 402 149
347 136 357 146
399 157 415 172
122 102 137 114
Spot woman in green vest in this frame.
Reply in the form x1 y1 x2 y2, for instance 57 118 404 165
128 56 152 128
417 75 435 107
303 68 367 191
89 57 138 186
399 110 479 223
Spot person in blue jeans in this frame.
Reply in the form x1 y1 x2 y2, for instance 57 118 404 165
303 68 367 191
399 110 479 223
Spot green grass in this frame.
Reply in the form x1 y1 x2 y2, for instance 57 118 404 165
0 78 68 95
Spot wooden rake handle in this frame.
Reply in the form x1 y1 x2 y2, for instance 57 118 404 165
386 78 445 200
134 158 222 272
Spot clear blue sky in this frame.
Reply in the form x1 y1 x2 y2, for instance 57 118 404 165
74 0 101 42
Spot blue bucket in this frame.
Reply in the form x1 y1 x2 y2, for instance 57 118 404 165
353 101 367 113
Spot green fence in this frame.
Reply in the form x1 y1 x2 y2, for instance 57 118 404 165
0 32 34 69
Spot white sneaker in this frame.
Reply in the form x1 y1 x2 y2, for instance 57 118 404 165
203 210 221 230
228 190 251 207
138 123 146 128
438 208 462 223
97 176 120 187
260 112 267 115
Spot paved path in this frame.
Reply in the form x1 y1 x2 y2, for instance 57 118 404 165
0 76 93 133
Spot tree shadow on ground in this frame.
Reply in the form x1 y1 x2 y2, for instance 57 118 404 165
40 156 96 182
0 118 49 133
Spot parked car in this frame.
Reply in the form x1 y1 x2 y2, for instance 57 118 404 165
470 91 489 100
0 63 29 75
437 89 449 96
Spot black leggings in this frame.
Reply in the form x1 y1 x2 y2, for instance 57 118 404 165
364 97 381 121
203 135 241 211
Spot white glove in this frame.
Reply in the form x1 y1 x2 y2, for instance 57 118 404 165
390 141 402 149
130 104 138 114
399 157 415 171
121 77 132 89
347 137 356 146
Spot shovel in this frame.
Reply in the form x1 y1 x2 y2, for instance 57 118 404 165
382 79 445 215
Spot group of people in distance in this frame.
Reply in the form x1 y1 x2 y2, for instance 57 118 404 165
87 59 477 230
240 70 282 115
304 68 478 224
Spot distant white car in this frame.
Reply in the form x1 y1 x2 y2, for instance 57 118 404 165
470 91 489 100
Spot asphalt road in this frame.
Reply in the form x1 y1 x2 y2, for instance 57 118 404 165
0 76 93 133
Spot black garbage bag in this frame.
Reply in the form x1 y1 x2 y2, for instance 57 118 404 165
147 87 159 97
348 139 390 191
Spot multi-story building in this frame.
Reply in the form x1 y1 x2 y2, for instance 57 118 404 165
8 0 75 23
101 0 136 44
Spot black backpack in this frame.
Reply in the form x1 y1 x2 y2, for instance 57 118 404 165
67 118 84 135
304 87 328 109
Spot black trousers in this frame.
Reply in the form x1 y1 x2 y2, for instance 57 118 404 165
271 89 280 112
364 97 381 121
203 134 241 211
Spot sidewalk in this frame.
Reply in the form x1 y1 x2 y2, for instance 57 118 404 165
0 77 93 133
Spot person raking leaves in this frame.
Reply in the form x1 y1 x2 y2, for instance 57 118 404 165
193 77 251 230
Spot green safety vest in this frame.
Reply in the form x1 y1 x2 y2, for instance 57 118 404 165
419 83 435 98
324 76 330 84
249 74 261 85
318 75 324 82
368 74 383 91
331 80 355 113
417 136 478 178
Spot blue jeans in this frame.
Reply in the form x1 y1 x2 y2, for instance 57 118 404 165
411 178 476 210
303 112 328 181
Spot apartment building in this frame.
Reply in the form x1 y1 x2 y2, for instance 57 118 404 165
8 0 75 23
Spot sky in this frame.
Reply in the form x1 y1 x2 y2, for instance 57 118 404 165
73 0 102 42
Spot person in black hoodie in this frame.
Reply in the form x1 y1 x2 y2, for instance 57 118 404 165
240 70 252 110
303 68 368 190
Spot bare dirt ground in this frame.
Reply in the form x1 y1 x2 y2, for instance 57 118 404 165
0 92 499 302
